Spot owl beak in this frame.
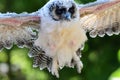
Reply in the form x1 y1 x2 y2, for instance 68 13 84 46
62 12 71 21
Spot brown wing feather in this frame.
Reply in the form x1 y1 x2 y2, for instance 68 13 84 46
0 16 40 50
80 0 120 37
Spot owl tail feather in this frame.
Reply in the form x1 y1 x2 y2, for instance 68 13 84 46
28 46 52 71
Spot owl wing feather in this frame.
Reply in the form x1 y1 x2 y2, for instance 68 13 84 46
0 13 51 72
80 0 120 38
0 15 40 50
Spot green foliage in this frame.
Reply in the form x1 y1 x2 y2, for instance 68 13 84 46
0 0 120 80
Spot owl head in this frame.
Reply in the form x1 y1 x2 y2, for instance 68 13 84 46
47 0 79 21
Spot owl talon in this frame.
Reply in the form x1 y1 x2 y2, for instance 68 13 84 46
73 52 83 73
51 69 59 78
76 61 83 73
51 58 59 78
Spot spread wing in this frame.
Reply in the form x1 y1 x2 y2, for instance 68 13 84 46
80 0 120 38
0 12 52 72
0 13 40 50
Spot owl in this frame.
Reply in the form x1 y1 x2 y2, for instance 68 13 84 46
0 0 119 78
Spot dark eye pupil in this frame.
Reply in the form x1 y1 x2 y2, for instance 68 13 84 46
55 8 66 15
56 9 62 15
69 6 75 14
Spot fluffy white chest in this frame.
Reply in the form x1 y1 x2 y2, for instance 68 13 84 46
34 17 87 77
35 21 87 57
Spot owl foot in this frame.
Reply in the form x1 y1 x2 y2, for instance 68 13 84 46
70 52 83 73
51 57 59 78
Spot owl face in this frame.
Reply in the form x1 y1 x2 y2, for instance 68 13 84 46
48 0 78 21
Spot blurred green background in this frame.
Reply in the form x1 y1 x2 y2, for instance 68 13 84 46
0 0 120 80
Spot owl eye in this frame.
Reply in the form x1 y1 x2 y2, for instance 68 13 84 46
55 8 66 15
69 6 75 14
